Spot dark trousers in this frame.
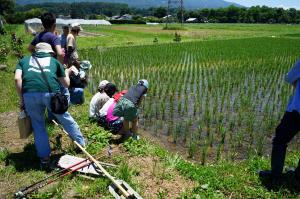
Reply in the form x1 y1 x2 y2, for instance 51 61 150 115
272 111 300 176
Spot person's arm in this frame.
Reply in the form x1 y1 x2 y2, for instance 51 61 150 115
28 35 38 53
59 68 71 88
66 35 75 61
286 60 300 85
58 65 79 88
14 69 23 110
28 44 35 53
55 45 64 64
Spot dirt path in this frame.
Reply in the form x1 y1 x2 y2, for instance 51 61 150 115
79 31 105 37
0 112 196 198
0 111 30 152
98 144 196 199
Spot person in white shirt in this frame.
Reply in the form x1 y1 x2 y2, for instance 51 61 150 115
89 80 117 120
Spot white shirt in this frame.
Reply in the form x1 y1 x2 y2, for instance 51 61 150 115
89 92 109 118
99 98 115 117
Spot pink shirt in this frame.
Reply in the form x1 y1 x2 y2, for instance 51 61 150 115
106 101 119 122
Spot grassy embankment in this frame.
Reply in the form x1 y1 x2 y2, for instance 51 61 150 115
0 24 300 198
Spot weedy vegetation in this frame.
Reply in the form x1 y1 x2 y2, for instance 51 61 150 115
1 23 300 198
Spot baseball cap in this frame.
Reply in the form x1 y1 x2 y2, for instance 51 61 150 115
138 79 149 89
98 80 109 90
35 42 54 54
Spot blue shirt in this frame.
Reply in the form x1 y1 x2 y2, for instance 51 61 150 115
286 60 300 113
31 31 61 53
60 34 67 49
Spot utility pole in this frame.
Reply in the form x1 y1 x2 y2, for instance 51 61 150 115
180 0 184 27
165 0 184 29
165 0 171 29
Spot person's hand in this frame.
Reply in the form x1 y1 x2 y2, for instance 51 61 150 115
70 66 79 75
61 48 66 57
67 66 79 76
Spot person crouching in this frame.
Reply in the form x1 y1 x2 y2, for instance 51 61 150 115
113 79 149 140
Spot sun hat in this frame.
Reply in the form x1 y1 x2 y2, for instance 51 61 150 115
80 60 92 71
138 79 149 89
98 80 109 90
71 22 83 31
35 42 54 54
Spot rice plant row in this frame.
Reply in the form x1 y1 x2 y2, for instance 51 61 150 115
82 37 300 164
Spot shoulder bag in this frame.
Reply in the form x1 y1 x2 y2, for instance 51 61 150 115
33 56 68 114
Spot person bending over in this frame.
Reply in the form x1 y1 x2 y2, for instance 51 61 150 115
89 81 117 120
99 90 127 132
113 79 149 140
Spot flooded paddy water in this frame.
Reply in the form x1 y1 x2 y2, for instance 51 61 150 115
85 37 300 164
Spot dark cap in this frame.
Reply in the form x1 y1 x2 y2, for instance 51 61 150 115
104 83 118 98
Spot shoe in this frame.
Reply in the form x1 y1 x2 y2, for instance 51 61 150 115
294 176 300 190
40 157 51 172
132 133 140 140
258 170 282 188
118 131 133 143
259 170 272 179
286 168 300 190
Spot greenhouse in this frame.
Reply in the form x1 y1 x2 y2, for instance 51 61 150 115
24 18 111 34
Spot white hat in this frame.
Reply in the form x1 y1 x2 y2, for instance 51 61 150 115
98 80 109 90
80 60 92 71
138 79 149 89
35 42 54 54
71 22 83 31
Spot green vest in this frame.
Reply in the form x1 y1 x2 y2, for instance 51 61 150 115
16 52 65 93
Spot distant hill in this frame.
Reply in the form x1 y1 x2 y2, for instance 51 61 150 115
16 0 243 9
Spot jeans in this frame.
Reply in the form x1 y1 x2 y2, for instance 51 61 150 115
108 119 123 134
23 92 85 159
69 87 84 105
271 111 300 176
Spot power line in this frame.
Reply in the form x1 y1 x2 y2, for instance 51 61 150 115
165 0 184 29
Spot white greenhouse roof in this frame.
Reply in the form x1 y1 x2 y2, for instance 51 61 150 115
186 18 198 22
25 18 111 25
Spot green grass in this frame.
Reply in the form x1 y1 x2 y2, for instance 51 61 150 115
80 23 300 47
1 23 300 198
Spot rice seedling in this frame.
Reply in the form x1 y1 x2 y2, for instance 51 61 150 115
82 37 300 162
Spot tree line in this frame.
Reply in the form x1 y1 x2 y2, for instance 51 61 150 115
1 0 300 24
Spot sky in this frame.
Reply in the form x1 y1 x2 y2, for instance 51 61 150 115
228 0 300 9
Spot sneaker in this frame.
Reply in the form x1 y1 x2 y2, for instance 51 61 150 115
40 157 51 172
259 170 272 178
117 131 133 143
258 170 282 188
132 133 140 140
294 176 300 190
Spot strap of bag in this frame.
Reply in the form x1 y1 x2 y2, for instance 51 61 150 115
33 56 52 93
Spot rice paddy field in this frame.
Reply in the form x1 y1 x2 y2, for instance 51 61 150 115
83 36 300 163
1 23 300 198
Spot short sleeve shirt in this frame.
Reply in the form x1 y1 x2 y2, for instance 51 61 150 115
124 85 147 106
16 52 65 93
31 31 61 53
89 92 111 117
99 98 115 117
60 34 67 49
67 34 79 61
